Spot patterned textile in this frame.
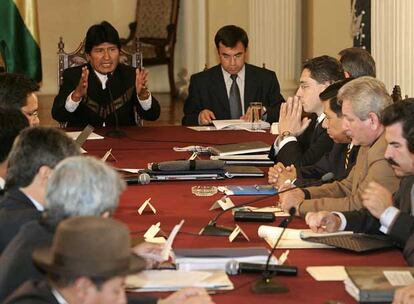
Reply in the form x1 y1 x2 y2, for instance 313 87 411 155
136 0 172 39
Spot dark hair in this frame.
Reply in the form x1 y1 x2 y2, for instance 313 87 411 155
319 78 354 116
0 73 39 109
214 25 249 49
303 55 344 84
48 273 108 290
0 107 29 162
339 47 376 78
5 127 80 190
381 99 414 153
84 21 121 54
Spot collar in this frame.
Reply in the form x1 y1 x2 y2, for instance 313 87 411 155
317 113 326 124
94 70 109 89
0 177 4 190
51 288 69 304
21 190 45 212
221 65 246 84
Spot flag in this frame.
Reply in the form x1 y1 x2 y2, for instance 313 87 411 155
0 0 42 82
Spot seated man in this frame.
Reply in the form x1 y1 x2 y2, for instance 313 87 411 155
52 21 160 127
0 108 29 196
4 216 213 304
0 156 210 303
338 47 376 78
0 127 79 253
268 79 359 187
269 56 343 167
306 99 414 266
182 25 284 126
0 73 40 126
279 77 399 215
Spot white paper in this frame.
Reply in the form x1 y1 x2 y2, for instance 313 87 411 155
213 119 270 131
137 198 156 215
271 122 279 135
209 197 235 211
66 131 104 140
306 266 348 281
187 126 217 131
384 271 414 286
161 219 184 261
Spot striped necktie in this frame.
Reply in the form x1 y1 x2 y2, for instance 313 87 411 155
344 144 353 170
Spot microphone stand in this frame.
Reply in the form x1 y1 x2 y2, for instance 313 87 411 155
105 73 126 138
252 207 296 294
199 172 334 236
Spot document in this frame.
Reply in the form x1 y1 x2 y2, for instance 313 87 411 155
212 119 270 131
66 131 104 140
125 270 234 292
306 266 348 281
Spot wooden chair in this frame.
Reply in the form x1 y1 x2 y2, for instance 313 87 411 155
121 0 180 97
391 85 402 103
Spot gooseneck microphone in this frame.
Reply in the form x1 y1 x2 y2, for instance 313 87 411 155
105 73 126 138
252 207 296 294
225 260 297 276
199 172 334 236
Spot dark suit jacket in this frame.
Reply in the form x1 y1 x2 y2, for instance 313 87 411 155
182 63 284 125
52 63 160 127
269 114 334 167
4 280 158 304
0 220 55 302
0 189 41 253
296 143 360 185
344 176 414 265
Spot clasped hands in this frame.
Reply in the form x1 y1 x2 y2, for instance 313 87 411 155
278 96 311 138
72 66 150 102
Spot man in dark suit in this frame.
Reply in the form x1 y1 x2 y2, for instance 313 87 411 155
268 79 359 187
0 108 28 196
1 157 212 304
52 21 160 128
182 25 284 126
306 99 414 265
269 56 344 167
0 127 79 253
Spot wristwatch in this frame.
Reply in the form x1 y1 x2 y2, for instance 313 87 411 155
280 131 292 140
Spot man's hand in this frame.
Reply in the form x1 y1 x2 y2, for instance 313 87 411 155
305 211 342 233
278 96 311 137
362 181 393 219
268 163 297 188
393 284 414 304
158 287 214 304
132 242 164 269
136 68 149 97
241 106 252 121
72 66 89 102
198 109 216 125
278 185 304 212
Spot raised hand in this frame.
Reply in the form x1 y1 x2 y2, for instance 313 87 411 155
362 181 393 219
278 96 312 137
136 68 149 96
72 66 89 101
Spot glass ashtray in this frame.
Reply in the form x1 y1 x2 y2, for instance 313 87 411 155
191 186 218 197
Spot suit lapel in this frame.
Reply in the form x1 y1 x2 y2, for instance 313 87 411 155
244 64 258 110
209 65 231 116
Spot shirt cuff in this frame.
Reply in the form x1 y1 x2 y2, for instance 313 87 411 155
65 91 82 112
332 212 347 231
278 136 297 150
137 93 152 111
379 206 400 234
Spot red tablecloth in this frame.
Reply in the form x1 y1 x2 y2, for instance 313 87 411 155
83 126 407 304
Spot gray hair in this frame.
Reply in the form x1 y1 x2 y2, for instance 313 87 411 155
337 76 392 120
45 156 126 223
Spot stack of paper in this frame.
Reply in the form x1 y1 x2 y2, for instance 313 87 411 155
126 269 234 292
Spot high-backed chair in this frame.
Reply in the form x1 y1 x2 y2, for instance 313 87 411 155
121 0 180 97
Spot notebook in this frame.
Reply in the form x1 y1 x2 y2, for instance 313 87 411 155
301 233 394 253
208 141 270 156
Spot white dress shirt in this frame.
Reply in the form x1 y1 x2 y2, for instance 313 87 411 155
23 192 45 212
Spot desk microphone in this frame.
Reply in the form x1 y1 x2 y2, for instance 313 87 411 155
105 73 126 138
252 207 296 294
199 172 334 236
225 260 297 276
123 172 151 185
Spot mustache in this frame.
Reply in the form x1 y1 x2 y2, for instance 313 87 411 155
386 157 399 166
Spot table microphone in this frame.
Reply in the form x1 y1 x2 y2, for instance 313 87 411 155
124 172 151 185
225 260 297 276
252 207 296 294
199 172 334 236
105 73 126 138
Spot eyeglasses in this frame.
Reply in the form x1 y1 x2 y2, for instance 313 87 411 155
220 53 244 61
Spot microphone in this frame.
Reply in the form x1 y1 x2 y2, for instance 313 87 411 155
252 207 296 294
199 172 334 236
105 73 126 138
225 260 297 276
149 160 225 171
123 172 151 185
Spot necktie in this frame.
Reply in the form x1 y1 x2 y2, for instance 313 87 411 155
344 144 353 170
229 74 242 119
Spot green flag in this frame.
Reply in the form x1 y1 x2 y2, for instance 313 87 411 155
0 0 42 82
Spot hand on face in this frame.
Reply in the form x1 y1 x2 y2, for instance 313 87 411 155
278 96 311 137
305 211 342 233
268 163 297 188
361 181 393 219
73 66 89 101
198 109 216 125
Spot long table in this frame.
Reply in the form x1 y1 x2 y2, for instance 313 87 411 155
83 126 407 304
